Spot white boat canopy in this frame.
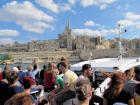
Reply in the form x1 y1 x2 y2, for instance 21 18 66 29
71 57 140 72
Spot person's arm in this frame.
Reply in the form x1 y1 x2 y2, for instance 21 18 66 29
56 83 69 94
103 98 108 105
128 98 135 105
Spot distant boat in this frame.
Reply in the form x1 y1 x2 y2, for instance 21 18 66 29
71 57 140 97
13 57 43 64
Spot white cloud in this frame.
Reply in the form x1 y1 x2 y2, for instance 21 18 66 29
84 20 99 27
117 12 140 29
125 12 140 21
72 28 117 37
0 29 19 37
0 1 54 33
68 0 77 5
59 3 71 12
0 38 14 45
80 0 94 7
36 0 72 13
35 0 59 13
80 0 118 10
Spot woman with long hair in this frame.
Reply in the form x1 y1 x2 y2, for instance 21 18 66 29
103 72 135 105
43 63 56 92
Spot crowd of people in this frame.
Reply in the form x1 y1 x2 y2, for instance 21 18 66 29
0 58 140 105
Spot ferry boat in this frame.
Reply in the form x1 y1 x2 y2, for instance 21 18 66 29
71 57 140 97
70 24 140 98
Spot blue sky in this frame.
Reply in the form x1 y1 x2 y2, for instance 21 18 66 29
0 0 140 44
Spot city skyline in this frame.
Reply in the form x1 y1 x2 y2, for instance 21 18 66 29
0 0 140 44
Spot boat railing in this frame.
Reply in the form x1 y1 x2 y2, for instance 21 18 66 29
94 77 111 97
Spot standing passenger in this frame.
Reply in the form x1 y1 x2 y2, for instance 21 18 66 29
103 72 135 105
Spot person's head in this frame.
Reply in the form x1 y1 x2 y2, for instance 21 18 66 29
33 64 38 70
8 72 18 85
4 64 10 71
17 65 22 71
109 72 125 96
43 64 47 70
61 57 67 62
82 64 92 77
52 69 59 78
23 77 35 89
57 63 62 74
12 67 19 73
113 67 119 72
4 93 33 105
59 62 68 73
27 65 33 72
48 63 56 70
124 68 135 80
76 78 92 103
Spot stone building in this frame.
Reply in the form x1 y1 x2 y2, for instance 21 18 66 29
28 40 59 51
58 21 105 50
58 21 73 50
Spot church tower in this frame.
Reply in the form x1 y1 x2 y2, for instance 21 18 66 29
65 20 73 50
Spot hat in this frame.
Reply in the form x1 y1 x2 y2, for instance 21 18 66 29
12 67 19 72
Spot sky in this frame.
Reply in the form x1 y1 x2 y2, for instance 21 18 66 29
0 0 140 44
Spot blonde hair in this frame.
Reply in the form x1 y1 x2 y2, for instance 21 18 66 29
4 93 33 105
46 63 56 74
76 78 92 101
125 68 135 80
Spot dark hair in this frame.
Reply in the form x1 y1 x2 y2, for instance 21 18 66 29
43 65 47 70
23 77 35 89
38 99 48 105
113 67 119 70
17 65 22 70
76 78 91 101
61 57 67 62
82 64 91 72
8 72 18 85
59 62 68 68
104 72 125 98
33 64 37 70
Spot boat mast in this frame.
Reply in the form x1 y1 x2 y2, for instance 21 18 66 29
117 24 127 60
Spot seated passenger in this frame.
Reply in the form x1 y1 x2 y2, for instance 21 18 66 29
52 61 78 105
48 68 64 103
103 72 135 105
22 77 36 104
4 92 35 105
76 78 93 105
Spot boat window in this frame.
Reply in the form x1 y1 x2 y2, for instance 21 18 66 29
93 71 111 89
